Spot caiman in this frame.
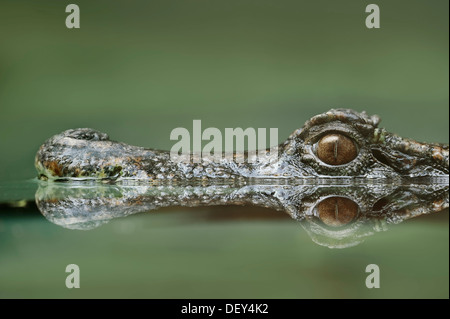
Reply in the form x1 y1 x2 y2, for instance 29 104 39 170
35 109 449 181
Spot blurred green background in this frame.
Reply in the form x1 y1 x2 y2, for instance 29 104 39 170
0 0 448 181
0 0 448 299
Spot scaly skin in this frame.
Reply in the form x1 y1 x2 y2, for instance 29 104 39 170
35 109 449 181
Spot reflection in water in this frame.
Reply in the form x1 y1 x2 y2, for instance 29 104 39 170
35 181 449 249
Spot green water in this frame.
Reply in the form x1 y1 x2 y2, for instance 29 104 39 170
0 180 448 298
0 0 448 298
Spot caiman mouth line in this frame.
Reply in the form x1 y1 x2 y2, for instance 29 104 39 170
35 109 449 182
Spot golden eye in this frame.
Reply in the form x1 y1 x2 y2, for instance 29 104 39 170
317 197 358 227
317 134 357 165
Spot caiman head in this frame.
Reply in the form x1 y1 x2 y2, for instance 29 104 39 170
278 109 449 178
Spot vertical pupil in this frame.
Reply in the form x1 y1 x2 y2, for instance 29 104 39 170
317 134 357 165
317 197 359 227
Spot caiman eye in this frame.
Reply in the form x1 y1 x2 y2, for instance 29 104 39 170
317 134 358 165
317 197 359 227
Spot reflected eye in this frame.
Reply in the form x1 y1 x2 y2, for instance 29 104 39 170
317 197 358 227
317 134 357 165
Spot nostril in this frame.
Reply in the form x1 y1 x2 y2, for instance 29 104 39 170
64 128 110 141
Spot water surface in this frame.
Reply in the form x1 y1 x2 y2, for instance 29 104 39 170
0 180 448 298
